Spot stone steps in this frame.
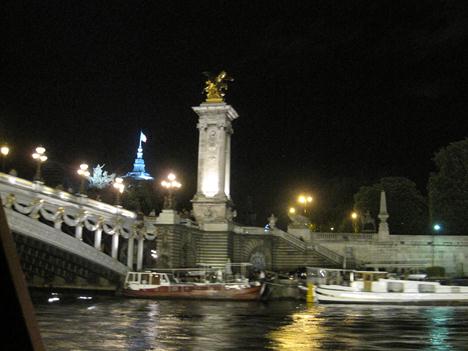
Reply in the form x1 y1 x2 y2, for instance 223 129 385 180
197 232 229 268
273 239 338 271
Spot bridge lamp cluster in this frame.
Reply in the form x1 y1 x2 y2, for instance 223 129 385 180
77 163 90 194
297 194 313 216
161 173 182 190
32 146 47 162
298 195 313 204
77 163 90 177
32 146 47 182
1 144 9 172
161 173 181 210
113 177 125 193
351 211 359 233
1 145 9 156
113 177 125 206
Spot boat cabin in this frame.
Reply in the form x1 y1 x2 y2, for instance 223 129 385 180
306 267 388 288
125 271 177 287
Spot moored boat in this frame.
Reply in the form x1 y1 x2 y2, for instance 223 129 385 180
311 269 468 305
122 269 265 301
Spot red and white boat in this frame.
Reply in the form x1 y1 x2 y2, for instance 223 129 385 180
122 269 265 301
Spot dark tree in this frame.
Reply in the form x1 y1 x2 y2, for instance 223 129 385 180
428 138 468 235
314 177 365 233
121 180 160 215
354 177 428 234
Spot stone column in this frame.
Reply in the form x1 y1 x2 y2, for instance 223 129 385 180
195 122 206 196
216 123 227 198
224 133 231 198
94 228 103 251
54 219 62 230
111 233 119 259
75 224 83 241
137 237 144 271
191 102 239 232
127 236 135 269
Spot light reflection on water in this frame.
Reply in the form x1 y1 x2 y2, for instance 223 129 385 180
33 293 468 350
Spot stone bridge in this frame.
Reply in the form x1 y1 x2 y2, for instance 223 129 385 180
1 171 352 291
1 173 156 290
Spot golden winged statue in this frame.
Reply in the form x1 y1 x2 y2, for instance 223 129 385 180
203 71 234 103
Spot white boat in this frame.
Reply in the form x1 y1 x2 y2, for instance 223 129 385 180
309 269 468 305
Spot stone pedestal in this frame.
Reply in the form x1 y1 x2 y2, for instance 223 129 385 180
191 102 238 232
156 209 180 225
192 196 236 231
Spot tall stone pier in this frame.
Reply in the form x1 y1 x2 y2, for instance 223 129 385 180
191 102 238 232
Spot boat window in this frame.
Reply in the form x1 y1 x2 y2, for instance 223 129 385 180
387 281 404 293
127 273 135 282
167 275 178 284
150 274 160 285
141 273 150 284
418 284 435 293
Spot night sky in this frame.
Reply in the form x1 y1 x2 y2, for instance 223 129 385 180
2 1 468 225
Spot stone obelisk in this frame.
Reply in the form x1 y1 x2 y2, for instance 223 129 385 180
378 190 390 239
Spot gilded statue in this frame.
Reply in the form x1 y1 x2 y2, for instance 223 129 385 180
203 71 234 103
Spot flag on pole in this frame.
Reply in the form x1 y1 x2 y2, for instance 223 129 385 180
140 131 147 143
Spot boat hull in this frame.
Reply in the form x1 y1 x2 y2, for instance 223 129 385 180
315 286 468 305
123 283 264 301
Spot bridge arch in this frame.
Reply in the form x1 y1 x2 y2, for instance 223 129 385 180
242 238 272 271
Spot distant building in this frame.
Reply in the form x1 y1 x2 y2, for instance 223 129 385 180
124 131 153 181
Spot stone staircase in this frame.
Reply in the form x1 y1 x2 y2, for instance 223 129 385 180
197 231 230 268
271 230 341 271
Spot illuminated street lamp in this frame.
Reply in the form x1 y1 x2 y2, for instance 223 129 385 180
32 146 47 182
432 223 442 266
161 173 181 209
297 194 313 215
77 163 90 195
1 145 10 172
351 211 359 233
113 177 125 206
289 207 296 215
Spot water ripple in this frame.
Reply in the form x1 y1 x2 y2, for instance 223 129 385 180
33 293 468 350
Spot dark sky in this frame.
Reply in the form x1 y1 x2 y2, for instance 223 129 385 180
2 1 468 225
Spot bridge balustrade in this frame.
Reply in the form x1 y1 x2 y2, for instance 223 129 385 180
0 173 155 271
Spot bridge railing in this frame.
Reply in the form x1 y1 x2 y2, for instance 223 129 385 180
0 173 155 271
312 232 377 242
312 243 344 265
272 230 306 251
233 225 308 251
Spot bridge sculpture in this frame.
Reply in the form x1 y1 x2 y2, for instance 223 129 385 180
0 173 155 289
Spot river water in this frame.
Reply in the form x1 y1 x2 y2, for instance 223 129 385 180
33 292 468 350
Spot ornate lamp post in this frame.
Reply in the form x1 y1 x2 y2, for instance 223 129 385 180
1 145 10 172
77 163 90 195
32 146 47 182
432 223 442 266
113 177 125 206
161 173 181 209
351 211 359 233
297 194 313 215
